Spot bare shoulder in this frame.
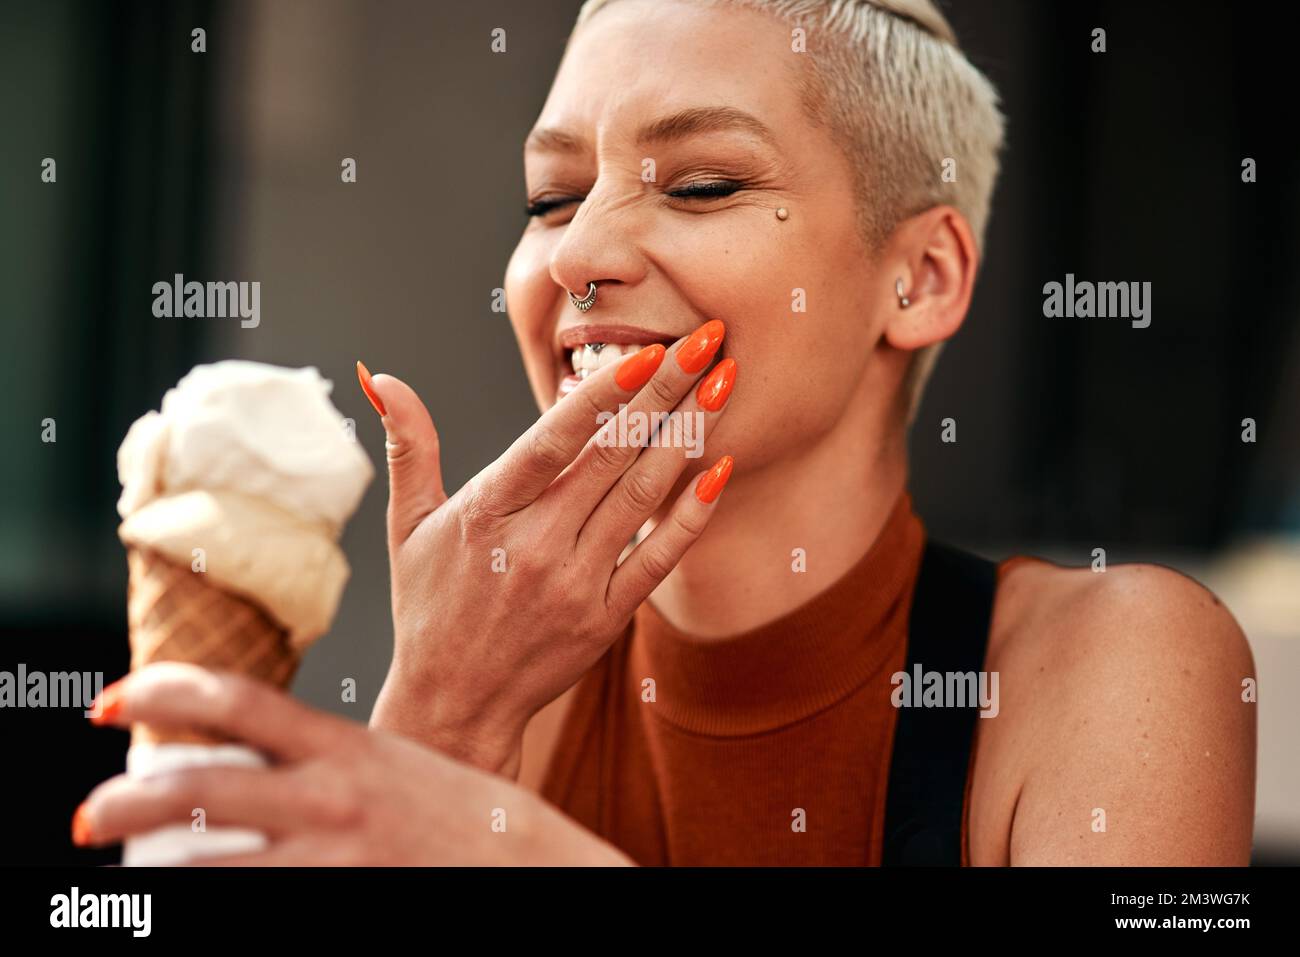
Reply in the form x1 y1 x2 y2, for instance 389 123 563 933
990 557 1254 677
969 557 1257 865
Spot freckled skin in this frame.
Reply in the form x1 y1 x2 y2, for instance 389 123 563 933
969 560 1256 865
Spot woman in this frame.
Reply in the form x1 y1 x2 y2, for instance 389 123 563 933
73 0 1255 865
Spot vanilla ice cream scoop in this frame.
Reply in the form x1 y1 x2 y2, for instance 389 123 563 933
118 361 372 531
115 360 374 648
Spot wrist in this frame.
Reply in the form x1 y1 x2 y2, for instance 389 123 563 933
372 658 526 777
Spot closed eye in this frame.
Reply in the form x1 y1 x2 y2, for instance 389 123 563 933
525 196 581 217
667 180 744 199
525 179 745 218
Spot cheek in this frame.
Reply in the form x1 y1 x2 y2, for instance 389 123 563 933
653 220 873 465
708 317 869 469
504 233 554 341
504 233 560 388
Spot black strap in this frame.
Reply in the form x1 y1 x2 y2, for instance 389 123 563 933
882 540 997 866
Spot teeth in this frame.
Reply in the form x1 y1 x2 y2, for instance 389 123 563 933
569 341 645 377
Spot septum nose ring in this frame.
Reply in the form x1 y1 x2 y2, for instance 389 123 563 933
569 281 597 312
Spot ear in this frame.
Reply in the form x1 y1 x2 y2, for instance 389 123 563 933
881 206 979 352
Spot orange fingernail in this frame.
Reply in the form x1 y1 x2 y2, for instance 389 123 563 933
696 358 737 412
356 360 387 417
695 454 734 504
675 319 725 374
72 803 93 847
89 680 125 726
615 344 666 391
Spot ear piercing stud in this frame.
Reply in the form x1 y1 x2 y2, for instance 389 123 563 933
896 277 911 308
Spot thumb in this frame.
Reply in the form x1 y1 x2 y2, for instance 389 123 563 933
356 362 447 547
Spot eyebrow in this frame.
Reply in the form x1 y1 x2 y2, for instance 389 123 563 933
524 106 779 155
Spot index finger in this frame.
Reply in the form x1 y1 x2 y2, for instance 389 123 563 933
476 341 669 514
90 663 365 762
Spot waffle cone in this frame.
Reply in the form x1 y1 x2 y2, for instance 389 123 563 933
126 548 299 746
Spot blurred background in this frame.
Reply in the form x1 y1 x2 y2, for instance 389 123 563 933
2 0 1296 864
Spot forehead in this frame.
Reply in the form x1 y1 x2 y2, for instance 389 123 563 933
536 0 810 150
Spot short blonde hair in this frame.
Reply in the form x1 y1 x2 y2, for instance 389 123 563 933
573 0 1006 417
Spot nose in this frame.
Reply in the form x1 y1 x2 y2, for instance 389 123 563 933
548 178 647 300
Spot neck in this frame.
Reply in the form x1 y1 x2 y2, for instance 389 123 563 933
648 380 909 638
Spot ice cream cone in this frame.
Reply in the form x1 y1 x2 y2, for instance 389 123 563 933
125 547 299 746
112 361 373 865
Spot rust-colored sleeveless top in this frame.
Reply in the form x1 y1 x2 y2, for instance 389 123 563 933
538 492 979 865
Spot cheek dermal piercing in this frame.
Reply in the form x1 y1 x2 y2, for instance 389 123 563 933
775 207 789 220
